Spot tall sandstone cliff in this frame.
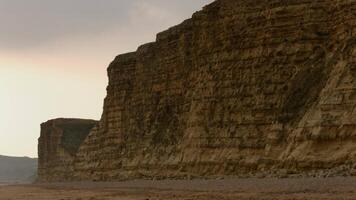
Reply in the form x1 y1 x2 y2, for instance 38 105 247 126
40 0 356 181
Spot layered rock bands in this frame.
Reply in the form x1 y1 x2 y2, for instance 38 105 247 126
38 119 97 181
39 0 356 181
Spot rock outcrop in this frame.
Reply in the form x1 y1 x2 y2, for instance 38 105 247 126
39 0 356 181
37 119 97 182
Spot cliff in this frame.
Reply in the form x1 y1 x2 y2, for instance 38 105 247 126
40 0 356 181
37 118 97 182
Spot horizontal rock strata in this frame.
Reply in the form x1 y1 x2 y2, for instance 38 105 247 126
38 118 97 182
39 0 356 181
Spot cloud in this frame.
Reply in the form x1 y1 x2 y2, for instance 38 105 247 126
0 0 131 49
0 0 213 51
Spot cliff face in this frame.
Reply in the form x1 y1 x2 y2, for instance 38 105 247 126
38 119 97 182
39 0 356 181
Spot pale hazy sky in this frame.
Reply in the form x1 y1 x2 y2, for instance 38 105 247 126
0 0 213 158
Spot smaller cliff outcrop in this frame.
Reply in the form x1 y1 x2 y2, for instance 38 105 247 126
37 118 97 182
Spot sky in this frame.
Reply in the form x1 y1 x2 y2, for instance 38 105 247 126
0 0 213 158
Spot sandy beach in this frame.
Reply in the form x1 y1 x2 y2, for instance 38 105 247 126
1 177 356 200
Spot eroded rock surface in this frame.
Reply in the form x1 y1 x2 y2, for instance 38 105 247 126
38 119 97 182
39 0 356 181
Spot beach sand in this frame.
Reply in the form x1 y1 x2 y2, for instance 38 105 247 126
1 177 356 200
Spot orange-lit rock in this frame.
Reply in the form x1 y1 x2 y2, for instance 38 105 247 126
39 0 356 181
